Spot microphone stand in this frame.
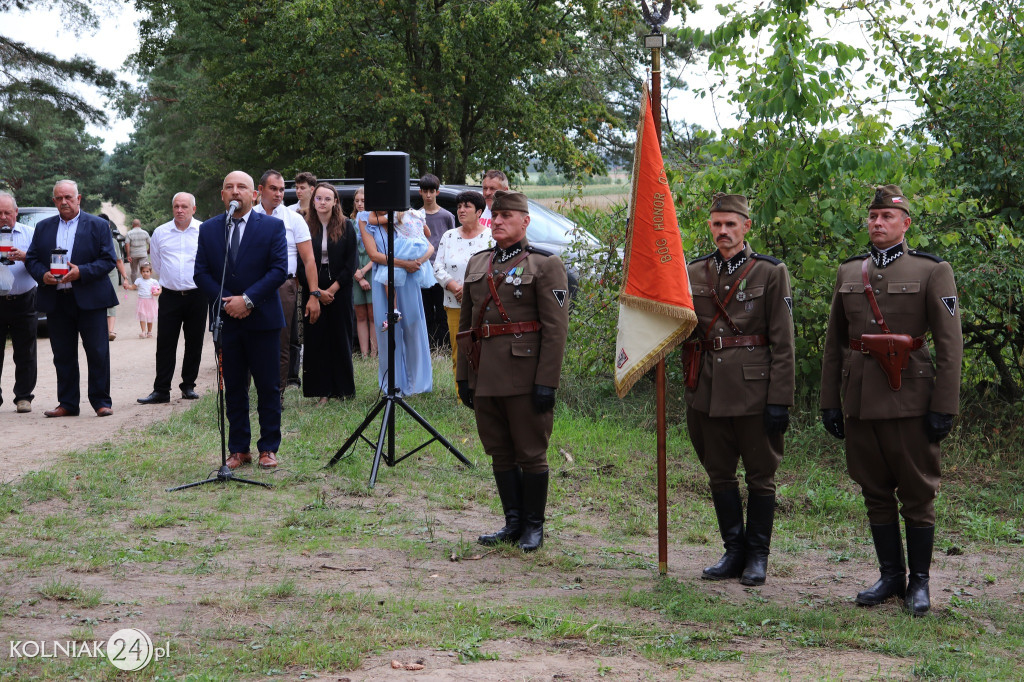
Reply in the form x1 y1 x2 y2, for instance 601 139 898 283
168 209 272 491
326 209 471 487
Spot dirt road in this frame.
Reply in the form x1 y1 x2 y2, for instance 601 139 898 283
0 288 216 482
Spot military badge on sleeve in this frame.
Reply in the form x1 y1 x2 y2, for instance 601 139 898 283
941 296 957 317
784 296 793 314
552 289 567 307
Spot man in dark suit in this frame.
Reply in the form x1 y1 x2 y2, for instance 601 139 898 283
193 171 288 469
25 180 118 417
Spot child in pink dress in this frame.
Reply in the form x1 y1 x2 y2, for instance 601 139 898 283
129 263 161 337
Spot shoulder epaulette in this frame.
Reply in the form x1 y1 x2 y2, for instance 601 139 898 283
526 245 556 257
842 253 870 264
908 249 944 263
690 252 714 263
752 253 782 266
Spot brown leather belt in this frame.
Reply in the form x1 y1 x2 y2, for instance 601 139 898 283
475 321 541 338
691 334 768 351
850 337 923 352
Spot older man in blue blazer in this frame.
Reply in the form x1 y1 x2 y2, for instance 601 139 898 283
25 180 118 417
194 171 288 469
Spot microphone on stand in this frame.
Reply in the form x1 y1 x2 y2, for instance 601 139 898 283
227 200 240 215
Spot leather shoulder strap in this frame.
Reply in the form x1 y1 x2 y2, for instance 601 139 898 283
861 257 892 334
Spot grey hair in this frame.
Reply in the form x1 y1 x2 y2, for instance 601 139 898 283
0 191 16 208
53 179 80 196
173 192 197 208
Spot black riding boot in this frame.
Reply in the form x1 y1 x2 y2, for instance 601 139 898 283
702 487 745 580
740 494 775 586
855 522 907 606
905 524 934 616
477 469 522 546
518 470 549 552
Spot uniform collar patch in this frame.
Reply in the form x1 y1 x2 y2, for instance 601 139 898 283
870 242 904 268
552 289 567 308
713 249 748 275
942 296 957 317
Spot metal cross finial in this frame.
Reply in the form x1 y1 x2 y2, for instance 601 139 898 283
640 0 672 30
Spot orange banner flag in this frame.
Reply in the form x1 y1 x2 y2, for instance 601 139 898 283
614 84 697 397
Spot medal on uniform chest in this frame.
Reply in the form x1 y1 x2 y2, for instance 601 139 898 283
505 274 513 284
514 288 523 299
736 277 748 301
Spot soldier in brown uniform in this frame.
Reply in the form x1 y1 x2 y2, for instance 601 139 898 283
682 193 795 586
456 190 570 552
820 185 962 616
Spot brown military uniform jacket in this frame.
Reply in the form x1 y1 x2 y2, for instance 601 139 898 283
456 241 570 396
820 242 963 419
684 244 795 417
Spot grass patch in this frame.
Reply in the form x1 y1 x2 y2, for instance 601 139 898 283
0 356 1020 679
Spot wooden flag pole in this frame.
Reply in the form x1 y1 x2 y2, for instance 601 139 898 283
643 11 669 576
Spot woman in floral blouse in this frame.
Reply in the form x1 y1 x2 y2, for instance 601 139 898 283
432 190 494 375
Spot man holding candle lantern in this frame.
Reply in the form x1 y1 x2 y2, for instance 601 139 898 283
25 180 119 417
0 191 39 413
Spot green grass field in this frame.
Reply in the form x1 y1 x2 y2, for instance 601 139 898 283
0 356 1021 679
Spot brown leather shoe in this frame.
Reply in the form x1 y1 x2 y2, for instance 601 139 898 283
226 452 252 469
44 405 79 418
95 407 114 417
258 451 278 469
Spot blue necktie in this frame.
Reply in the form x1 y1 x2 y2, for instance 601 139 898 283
230 218 241 264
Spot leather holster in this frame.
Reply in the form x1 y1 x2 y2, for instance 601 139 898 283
859 333 914 391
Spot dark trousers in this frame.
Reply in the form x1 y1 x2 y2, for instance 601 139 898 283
422 283 448 350
221 325 281 454
474 394 553 474
846 415 940 526
0 289 38 404
153 288 207 393
48 292 110 411
686 406 782 495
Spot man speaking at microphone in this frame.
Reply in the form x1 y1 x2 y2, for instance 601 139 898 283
194 171 287 470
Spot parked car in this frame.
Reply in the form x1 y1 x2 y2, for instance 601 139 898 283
14 206 58 228
283 179 602 296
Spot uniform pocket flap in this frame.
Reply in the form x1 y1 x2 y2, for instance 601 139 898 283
692 284 711 297
511 340 540 358
888 281 921 294
464 271 486 283
741 285 765 299
742 364 770 380
840 281 861 294
907 360 935 378
517 273 535 285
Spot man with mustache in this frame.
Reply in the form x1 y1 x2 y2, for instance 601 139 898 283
681 192 795 586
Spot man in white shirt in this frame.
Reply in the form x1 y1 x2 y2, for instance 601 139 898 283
479 170 509 230
254 169 320 405
0 192 39 413
138 192 206 404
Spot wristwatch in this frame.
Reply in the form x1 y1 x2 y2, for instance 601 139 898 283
242 293 254 310
310 290 322 299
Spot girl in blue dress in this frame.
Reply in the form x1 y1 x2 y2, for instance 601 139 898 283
358 211 433 396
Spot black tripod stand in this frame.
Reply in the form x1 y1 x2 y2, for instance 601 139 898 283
168 206 272 492
327 210 472 487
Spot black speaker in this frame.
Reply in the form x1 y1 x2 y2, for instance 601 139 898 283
364 151 410 211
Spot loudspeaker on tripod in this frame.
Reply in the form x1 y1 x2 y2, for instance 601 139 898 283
364 152 410 211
